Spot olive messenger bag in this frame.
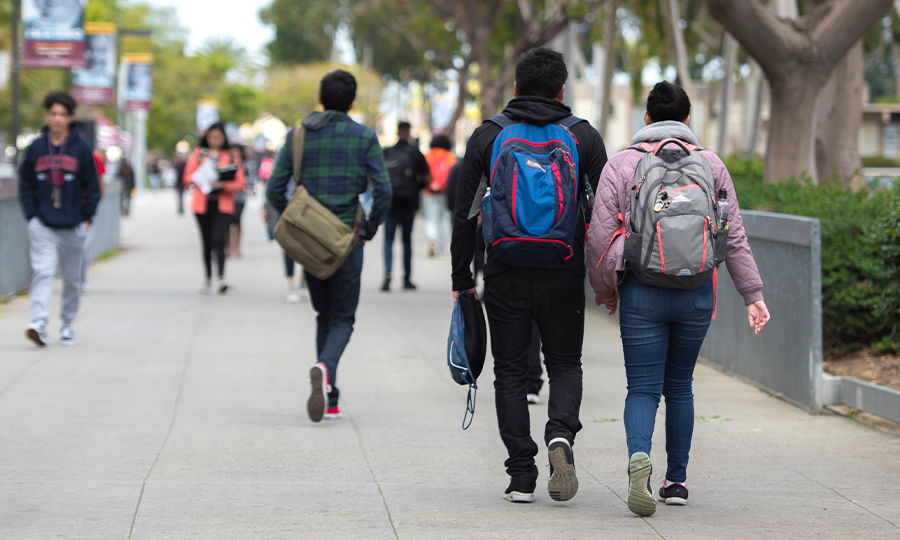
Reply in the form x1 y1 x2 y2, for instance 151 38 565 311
273 121 361 280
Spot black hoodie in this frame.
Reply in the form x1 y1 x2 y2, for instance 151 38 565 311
19 123 101 229
450 96 608 291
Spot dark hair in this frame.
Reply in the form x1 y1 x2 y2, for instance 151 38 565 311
646 81 692 123
398 121 411 132
319 70 357 112
199 122 232 150
515 48 567 99
43 91 77 114
430 134 452 150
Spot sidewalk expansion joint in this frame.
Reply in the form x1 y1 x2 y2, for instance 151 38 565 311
582 465 667 538
348 412 400 540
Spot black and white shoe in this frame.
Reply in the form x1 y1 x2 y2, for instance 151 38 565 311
59 326 76 347
503 479 535 503
25 322 47 347
658 483 689 506
547 437 578 502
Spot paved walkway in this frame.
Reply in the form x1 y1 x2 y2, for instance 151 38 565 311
1 192 899 539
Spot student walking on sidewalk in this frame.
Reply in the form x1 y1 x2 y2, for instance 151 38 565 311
19 91 101 347
184 122 246 294
267 70 391 422
451 48 608 503
587 81 770 517
381 121 430 291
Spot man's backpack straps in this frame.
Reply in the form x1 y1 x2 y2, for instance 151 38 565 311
629 138 701 155
292 121 305 184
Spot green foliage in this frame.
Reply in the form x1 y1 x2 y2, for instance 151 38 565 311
725 155 900 352
259 0 339 65
862 156 900 168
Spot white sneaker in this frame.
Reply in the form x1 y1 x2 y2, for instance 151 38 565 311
287 291 301 303
60 327 76 347
25 322 47 347
526 393 541 404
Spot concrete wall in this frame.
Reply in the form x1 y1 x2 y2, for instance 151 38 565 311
0 176 121 299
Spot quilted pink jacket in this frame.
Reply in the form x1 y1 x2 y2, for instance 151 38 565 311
586 138 764 308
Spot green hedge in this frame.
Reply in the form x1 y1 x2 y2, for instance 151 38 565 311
724 156 900 353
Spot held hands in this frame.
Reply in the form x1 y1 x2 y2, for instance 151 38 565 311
747 300 770 335
211 181 226 191
596 290 619 316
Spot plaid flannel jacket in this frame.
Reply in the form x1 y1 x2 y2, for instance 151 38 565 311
266 112 391 234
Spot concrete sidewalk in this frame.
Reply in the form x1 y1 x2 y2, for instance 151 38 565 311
1 192 898 539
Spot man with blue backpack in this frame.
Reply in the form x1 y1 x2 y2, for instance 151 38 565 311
451 48 607 503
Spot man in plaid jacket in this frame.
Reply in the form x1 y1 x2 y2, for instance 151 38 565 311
267 70 392 423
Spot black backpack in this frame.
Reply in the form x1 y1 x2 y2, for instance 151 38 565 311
385 144 420 200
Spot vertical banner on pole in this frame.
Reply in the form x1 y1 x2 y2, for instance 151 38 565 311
22 0 86 68
72 22 117 105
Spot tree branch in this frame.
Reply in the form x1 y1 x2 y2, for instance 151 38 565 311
811 0 892 68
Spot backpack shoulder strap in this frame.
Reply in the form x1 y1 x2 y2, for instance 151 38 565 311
486 114 516 129
558 115 585 129
628 142 655 153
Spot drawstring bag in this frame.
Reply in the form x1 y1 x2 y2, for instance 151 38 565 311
447 291 487 429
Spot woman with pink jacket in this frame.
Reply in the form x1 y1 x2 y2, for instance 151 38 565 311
184 123 246 294
586 82 770 516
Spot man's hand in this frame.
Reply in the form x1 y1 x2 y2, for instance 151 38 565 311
747 300 770 335
596 290 619 316
82 221 91 231
453 288 478 302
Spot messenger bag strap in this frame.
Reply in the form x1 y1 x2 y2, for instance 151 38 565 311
292 121 305 187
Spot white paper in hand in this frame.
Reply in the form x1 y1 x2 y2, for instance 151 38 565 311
192 157 217 195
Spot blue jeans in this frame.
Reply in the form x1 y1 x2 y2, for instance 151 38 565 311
304 244 364 408
619 271 713 484
383 206 416 281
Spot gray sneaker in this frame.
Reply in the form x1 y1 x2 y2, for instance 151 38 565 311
26 322 47 347
627 452 656 516
60 326 76 347
547 437 578 502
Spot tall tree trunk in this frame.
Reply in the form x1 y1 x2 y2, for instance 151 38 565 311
665 0 691 86
444 67 470 138
598 0 618 138
716 33 738 154
743 59 765 155
815 40 865 188
706 0 892 182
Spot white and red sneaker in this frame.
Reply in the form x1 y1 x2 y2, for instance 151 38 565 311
307 363 329 423
324 406 342 419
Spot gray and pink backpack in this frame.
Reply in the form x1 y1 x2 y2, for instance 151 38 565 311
624 138 727 289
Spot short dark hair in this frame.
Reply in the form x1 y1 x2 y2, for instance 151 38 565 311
515 48 567 99
43 91 77 114
199 122 232 150
319 70 357 112
646 81 692 123
430 134 452 150
398 121 411 132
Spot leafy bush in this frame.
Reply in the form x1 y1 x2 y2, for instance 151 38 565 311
723 156 900 352
861 156 900 168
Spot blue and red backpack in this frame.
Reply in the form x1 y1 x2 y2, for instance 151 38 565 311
481 114 583 268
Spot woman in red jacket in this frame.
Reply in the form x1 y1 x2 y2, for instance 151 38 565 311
184 123 246 294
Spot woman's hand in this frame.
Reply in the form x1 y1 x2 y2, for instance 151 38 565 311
211 181 225 191
747 300 770 335
596 290 619 316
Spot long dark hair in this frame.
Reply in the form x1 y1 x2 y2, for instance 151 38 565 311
199 122 231 150
646 81 692 123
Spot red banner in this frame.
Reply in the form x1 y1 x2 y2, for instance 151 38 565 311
23 40 85 68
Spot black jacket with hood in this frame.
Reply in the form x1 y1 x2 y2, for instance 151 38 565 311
19 123 101 229
450 96 608 291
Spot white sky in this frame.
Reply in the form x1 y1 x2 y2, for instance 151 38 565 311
142 0 275 63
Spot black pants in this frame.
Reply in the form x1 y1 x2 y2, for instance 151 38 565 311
483 268 584 490
527 321 543 395
383 206 417 281
195 205 231 280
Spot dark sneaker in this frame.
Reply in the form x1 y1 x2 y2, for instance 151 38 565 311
403 280 417 291
658 483 689 506
380 275 391 292
26 322 47 347
59 326 76 347
547 437 578 502
307 363 328 423
503 482 535 503
627 452 656 516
